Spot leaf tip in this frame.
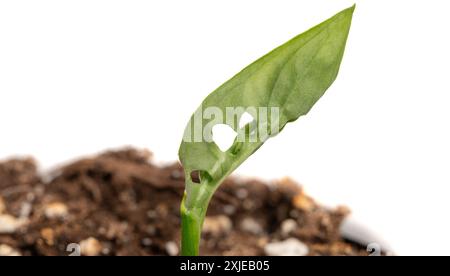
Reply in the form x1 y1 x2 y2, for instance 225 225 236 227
343 4 356 16
346 3 356 15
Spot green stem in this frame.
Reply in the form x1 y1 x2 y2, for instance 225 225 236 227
180 194 206 256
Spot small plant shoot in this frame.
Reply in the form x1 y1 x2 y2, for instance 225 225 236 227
179 5 355 256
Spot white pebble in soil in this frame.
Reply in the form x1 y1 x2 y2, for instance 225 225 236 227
0 244 21 256
142 238 153 247
264 238 309 256
165 241 179 256
80 237 103 256
44 202 69 219
0 215 27 234
280 219 298 237
170 170 183 179
203 215 233 236
223 204 236 215
101 247 111 255
19 202 33 219
236 188 248 199
240 217 263 235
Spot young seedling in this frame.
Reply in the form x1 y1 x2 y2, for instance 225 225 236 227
179 5 355 256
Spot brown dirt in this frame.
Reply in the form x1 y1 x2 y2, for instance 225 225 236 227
0 148 368 256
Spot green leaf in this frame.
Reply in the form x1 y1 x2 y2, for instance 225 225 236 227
179 5 355 255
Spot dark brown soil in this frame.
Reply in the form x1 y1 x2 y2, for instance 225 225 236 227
0 148 368 256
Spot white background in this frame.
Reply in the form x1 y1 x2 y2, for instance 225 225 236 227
1 0 449 256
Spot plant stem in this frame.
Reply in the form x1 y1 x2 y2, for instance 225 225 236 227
180 194 205 256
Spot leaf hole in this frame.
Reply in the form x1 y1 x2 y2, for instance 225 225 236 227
212 124 237 152
239 112 258 139
239 112 255 129
190 170 212 184
190 170 201 184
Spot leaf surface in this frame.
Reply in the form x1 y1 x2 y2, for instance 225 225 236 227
179 5 355 209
